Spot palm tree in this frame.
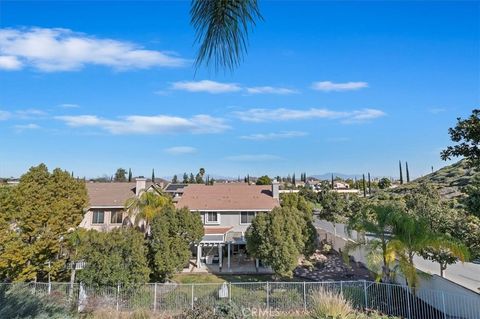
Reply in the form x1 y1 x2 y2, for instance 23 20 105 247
125 190 173 234
388 212 468 288
346 202 400 283
191 0 263 71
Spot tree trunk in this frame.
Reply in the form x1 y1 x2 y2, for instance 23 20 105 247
69 263 76 299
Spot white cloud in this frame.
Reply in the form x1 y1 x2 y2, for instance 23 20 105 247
311 81 368 92
0 55 22 70
233 107 385 123
59 103 80 108
170 80 241 94
0 27 188 72
246 86 299 95
16 108 48 119
240 131 307 141
164 146 197 155
14 123 40 132
55 114 229 135
428 107 447 114
0 110 11 120
225 154 281 161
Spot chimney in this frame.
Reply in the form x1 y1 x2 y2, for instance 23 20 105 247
271 180 280 199
135 177 147 196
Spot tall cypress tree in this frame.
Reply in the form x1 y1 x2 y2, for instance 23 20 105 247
152 169 155 182
331 174 334 189
362 174 367 197
368 172 371 194
399 160 404 184
292 173 296 186
128 168 132 182
406 162 410 183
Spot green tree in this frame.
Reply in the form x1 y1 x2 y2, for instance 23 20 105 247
125 191 173 234
246 206 307 278
114 168 127 182
0 164 87 282
189 173 195 184
128 168 132 182
399 161 403 184
148 207 203 281
405 162 410 183
191 0 263 71
280 193 317 256
441 109 480 168
462 174 480 218
152 168 155 182
172 175 178 183
183 173 189 183
346 202 401 283
77 228 150 287
255 175 272 185
378 178 392 190
318 191 349 224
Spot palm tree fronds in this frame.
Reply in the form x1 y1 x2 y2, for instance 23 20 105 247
191 0 263 71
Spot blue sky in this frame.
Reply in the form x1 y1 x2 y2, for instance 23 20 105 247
0 1 478 179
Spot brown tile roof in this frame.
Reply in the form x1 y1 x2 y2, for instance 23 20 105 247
86 182 137 207
175 184 279 211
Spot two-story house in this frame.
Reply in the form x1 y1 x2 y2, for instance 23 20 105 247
175 182 280 272
79 178 161 231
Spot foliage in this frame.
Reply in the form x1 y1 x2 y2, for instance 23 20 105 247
172 175 178 183
462 174 480 217
378 178 392 190
176 301 249 319
114 168 127 182
255 175 272 185
441 109 480 168
148 207 203 282
280 193 317 256
0 164 88 282
125 191 173 232
450 213 480 260
318 191 350 224
190 0 262 71
77 228 150 287
309 288 353 319
246 206 308 278
0 285 74 319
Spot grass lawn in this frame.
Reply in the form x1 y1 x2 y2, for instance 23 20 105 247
171 273 282 284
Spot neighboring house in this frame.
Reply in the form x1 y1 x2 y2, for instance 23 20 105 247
80 178 160 231
163 183 188 201
175 182 280 271
333 181 350 189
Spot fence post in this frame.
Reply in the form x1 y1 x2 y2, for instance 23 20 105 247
303 282 307 312
229 282 232 302
441 292 447 319
363 280 368 310
340 281 343 295
191 284 194 310
153 283 157 312
116 283 120 311
266 282 270 313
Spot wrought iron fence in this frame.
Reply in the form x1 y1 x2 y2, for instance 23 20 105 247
0 280 479 318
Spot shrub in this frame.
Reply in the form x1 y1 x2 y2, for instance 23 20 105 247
309 288 353 319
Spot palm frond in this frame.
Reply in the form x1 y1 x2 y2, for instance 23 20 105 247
191 0 263 71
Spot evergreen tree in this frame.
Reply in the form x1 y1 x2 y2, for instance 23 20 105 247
114 168 127 182
0 164 88 281
189 173 195 184
331 174 334 189
128 168 132 182
399 160 404 184
362 174 367 197
406 162 410 183
152 168 155 182
182 173 188 183
172 175 178 183
368 172 371 195
292 173 296 186
247 174 250 183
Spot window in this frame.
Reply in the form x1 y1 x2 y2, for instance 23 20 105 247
241 212 255 224
111 210 123 224
205 212 219 224
92 210 104 224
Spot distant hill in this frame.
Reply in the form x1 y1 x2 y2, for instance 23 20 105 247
391 159 479 199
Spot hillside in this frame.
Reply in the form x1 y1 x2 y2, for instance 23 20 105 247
391 159 479 199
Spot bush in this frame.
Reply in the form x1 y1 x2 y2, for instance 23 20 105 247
309 288 353 319
0 285 75 319
176 301 249 319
